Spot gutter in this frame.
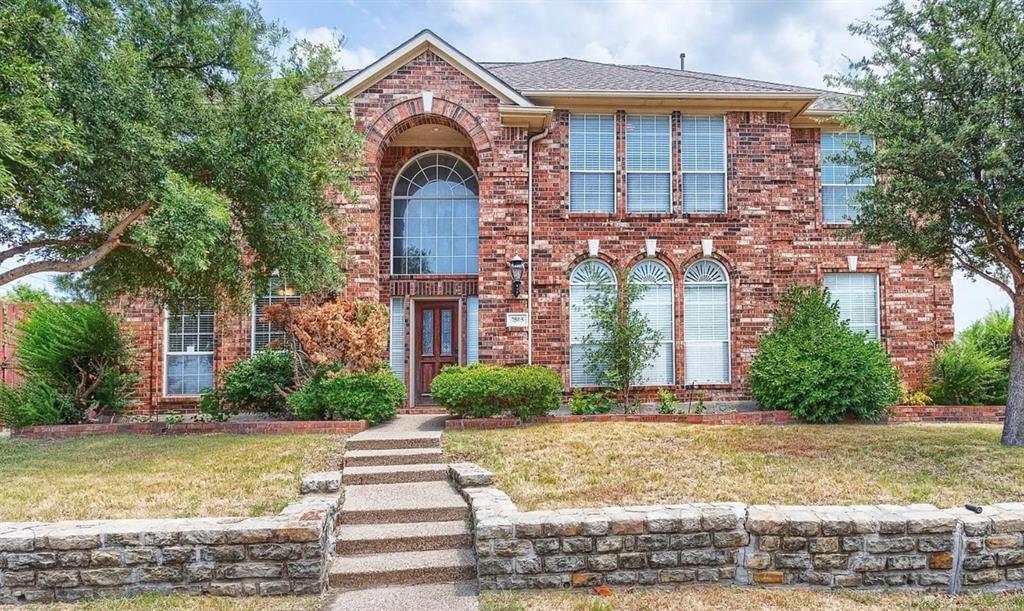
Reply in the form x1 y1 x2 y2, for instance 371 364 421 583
526 127 550 365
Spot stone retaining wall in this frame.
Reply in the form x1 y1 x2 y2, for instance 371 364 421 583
9 420 369 440
0 472 343 604
448 464 1024 594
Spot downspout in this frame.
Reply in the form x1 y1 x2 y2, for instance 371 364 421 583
527 127 549 365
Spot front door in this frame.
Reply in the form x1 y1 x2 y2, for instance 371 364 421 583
416 301 459 401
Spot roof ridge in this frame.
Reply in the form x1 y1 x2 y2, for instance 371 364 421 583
615 62 815 93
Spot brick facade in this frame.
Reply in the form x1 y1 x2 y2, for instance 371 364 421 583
118 45 953 413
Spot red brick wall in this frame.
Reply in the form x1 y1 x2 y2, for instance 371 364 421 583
114 49 953 412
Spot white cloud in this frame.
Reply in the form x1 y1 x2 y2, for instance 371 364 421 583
291 26 377 70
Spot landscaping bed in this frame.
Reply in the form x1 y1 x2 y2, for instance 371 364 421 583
444 422 1024 511
0 433 346 521
480 588 1024 611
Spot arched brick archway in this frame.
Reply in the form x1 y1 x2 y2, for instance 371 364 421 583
364 96 494 172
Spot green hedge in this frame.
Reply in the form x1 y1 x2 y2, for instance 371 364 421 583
287 367 403 424
750 286 901 423
430 364 561 419
200 351 295 420
928 309 1010 405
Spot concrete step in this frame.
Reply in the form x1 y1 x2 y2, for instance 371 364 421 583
344 447 443 468
342 463 448 485
324 581 478 611
339 481 470 525
328 548 476 590
344 432 440 451
336 520 472 554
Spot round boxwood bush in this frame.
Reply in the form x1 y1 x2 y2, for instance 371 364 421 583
430 363 562 419
287 367 403 424
200 350 295 420
749 286 901 423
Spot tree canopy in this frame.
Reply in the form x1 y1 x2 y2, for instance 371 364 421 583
833 0 1024 444
0 0 362 306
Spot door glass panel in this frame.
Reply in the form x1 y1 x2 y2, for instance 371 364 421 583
441 309 453 356
421 309 434 356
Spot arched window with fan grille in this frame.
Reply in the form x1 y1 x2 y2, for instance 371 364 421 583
683 259 731 384
630 260 674 385
569 260 616 386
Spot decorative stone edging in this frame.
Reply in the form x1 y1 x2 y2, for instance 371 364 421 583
447 463 1024 594
8 420 370 440
444 405 1007 430
0 471 345 605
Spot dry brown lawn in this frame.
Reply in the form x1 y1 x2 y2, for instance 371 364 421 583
480 588 1024 611
0 434 345 521
444 423 1024 511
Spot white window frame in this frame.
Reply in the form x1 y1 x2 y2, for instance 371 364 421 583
630 259 675 386
251 277 300 354
163 302 215 397
568 113 617 214
821 131 876 225
625 114 673 214
683 260 732 385
824 272 882 340
569 259 616 387
681 115 728 214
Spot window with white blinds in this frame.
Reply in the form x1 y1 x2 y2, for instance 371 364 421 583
626 115 671 213
683 260 730 384
569 260 616 386
681 116 727 213
466 296 479 364
822 133 874 224
252 277 300 352
630 260 674 385
165 301 215 396
569 114 616 213
824 273 880 340
389 297 405 380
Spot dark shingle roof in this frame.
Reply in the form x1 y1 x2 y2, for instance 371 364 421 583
328 56 851 113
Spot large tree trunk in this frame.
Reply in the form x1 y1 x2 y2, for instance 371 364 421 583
1001 295 1024 445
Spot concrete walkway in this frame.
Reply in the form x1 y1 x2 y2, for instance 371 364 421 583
324 415 478 611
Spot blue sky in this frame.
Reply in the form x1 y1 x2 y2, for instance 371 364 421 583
261 0 1009 330
10 0 1013 328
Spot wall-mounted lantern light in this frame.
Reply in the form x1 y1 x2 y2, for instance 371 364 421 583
510 255 526 297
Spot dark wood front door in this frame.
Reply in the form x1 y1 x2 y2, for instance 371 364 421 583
416 301 459 400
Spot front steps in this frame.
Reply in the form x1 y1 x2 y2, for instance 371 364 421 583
326 415 477 610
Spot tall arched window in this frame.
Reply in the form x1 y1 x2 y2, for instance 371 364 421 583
392 152 479 275
684 260 730 384
570 260 615 386
630 260 674 385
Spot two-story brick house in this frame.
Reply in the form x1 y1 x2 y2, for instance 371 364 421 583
122 30 953 413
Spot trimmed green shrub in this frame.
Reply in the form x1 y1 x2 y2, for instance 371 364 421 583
750 286 901 423
430 364 562 419
200 351 295 420
928 309 1010 405
0 303 137 426
287 367 403 424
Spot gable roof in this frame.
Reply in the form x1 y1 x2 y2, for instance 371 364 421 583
319 30 534 107
320 30 851 115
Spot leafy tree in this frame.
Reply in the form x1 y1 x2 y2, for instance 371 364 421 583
1 284 53 303
581 268 661 409
0 0 362 306
832 0 1024 444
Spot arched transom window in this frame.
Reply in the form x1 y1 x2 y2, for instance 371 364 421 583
569 260 615 386
684 260 731 384
631 260 674 385
392 152 479 275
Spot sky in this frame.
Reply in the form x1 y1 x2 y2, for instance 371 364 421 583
8 0 1012 329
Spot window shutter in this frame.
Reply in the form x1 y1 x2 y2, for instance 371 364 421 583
466 297 479 364
389 297 405 380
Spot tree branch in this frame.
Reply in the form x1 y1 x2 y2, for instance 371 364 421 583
0 237 92 264
0 202 153 286
951 246 1015 298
